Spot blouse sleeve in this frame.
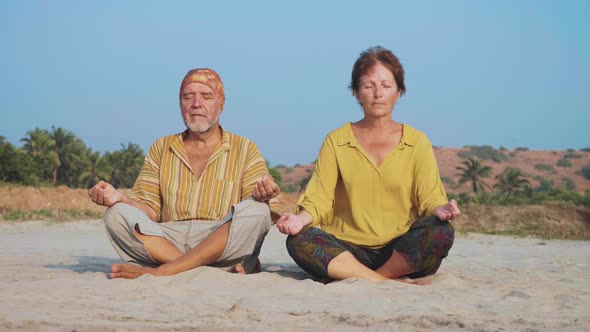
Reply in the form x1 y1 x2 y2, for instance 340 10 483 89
413 137 448 217
296 135 339 227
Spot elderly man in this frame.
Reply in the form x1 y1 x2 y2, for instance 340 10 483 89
89 68 280 279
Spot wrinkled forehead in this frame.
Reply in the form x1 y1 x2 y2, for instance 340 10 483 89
360 63 395 82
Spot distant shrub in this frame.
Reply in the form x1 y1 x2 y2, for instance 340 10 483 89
508 152 517 157
556 158 572 168
447 192 472 205
579 147 590 153
515 147 529 151
566 148 576 153
562 177 576 191
269 167 283 187
433 145 442 149
499 146 508 151
581 164 590 180
462 145 508 163
280 184 298 193
441 176 456 187
450 189 590 208
457 150 472 159
534 164 555 173
565 153 582 159
534 175 554 192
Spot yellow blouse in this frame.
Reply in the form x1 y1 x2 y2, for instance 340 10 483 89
129 127 280 222
297 123 447 248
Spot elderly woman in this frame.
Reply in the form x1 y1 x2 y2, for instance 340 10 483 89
276 46 460 283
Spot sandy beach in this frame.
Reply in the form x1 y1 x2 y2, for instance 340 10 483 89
1 219 589 331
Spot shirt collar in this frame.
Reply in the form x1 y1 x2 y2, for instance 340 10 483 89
337 122 416 149
177 125 230 149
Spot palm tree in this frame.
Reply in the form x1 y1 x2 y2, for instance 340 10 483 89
21 128 53 157
79 151 111 188
456 158 492 194
110 143 144 188
50 126 86 186
494 167 530 196
21 128 59 183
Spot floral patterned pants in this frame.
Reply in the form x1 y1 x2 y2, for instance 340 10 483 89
286 216 454 282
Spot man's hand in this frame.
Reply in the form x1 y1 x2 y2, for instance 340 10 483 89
89 181 124 207
433 199 461 221
276 212 310 235
252 174 280 202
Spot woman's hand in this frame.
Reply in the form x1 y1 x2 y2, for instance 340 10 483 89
433 199 461 221
276 212 311 235
252 174 280 202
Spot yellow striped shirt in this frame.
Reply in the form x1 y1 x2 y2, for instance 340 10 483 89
129 127 280 222
297 123 448 248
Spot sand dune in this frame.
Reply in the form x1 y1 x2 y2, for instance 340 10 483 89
1 220 589 331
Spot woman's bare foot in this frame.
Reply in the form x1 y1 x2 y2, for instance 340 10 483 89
110 264 156 279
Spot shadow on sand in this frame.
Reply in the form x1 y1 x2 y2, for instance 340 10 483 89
261 263 313 281
45 256 122 275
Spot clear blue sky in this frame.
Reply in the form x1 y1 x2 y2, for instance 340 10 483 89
1 1 589 166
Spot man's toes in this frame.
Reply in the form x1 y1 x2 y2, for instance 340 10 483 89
226 264 246 274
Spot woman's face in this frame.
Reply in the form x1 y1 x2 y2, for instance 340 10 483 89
355 62 401 119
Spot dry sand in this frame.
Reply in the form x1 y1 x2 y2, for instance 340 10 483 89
1 220 589 331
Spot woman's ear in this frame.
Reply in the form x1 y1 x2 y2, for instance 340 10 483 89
353 91 361 106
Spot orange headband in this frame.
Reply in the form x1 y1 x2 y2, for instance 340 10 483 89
179 68 225 109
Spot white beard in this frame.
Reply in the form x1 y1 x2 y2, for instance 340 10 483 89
184 117 218 134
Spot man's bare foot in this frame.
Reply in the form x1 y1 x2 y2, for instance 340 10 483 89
110 264 156 279
225 263 246 274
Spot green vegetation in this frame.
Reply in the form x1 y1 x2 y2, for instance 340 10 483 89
449 155 589 208
494 167 530 196
562 177 576 191
266 161 289 192
534 175 554 191
1 208 102 221
534 163 556 173
448 189 590 208
515 147 529 152
579 147 590 153
441 176 456 188
556 158 572 168
456 158 492 193
459 145 508 163
268 163 300 193
564 153 582 159
1 128 144 189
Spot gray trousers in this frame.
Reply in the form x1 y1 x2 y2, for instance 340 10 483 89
103 198 271 274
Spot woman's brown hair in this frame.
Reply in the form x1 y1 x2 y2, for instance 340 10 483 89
349 46 406 96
